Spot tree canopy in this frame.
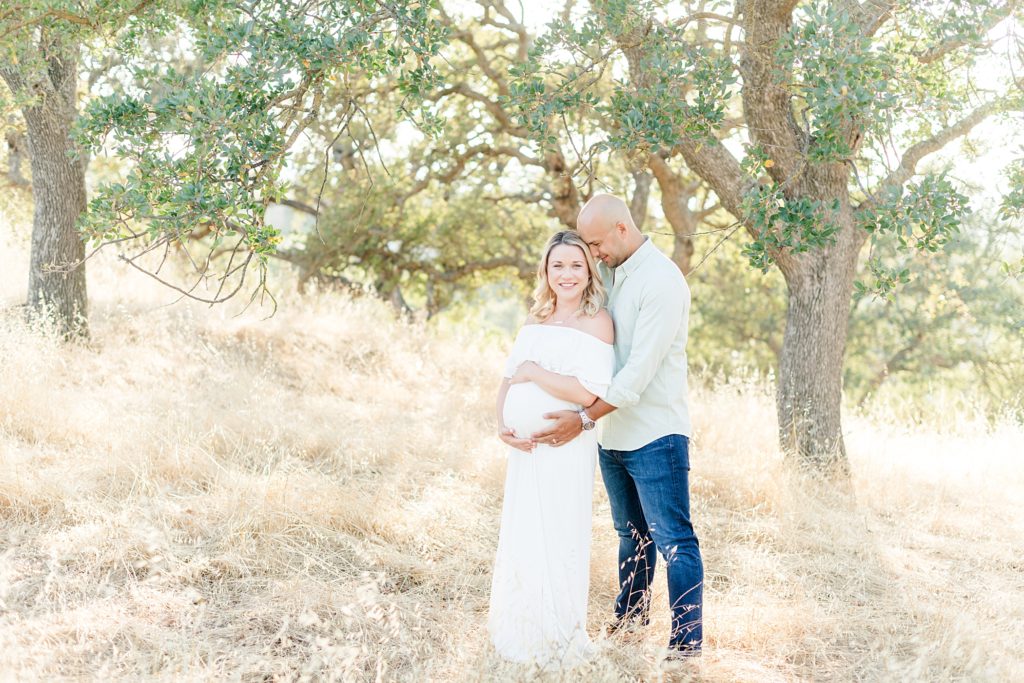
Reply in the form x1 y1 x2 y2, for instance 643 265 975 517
2 0 1022 472
504 0 1024 470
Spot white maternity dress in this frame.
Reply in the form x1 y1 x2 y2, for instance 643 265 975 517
488 324 614 669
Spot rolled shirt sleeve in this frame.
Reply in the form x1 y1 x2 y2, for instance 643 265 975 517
579 377 610 399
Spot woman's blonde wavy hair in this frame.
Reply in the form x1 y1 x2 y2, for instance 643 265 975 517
529 230 607 322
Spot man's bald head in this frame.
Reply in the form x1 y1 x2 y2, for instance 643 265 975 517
576 193 644 268
577 194 638 234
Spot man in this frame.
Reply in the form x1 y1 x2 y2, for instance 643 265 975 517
533 193 703 657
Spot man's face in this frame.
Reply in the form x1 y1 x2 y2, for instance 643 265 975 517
578 219 624 268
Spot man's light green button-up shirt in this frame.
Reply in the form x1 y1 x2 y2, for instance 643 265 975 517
599 237 691 451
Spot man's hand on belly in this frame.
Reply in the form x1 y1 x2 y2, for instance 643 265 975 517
532 410 583 447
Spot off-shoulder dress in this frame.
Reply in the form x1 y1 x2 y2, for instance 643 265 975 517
488 324 615 669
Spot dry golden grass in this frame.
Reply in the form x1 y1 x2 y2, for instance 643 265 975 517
1 240 1022 681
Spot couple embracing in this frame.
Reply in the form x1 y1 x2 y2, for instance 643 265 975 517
489 193 704 669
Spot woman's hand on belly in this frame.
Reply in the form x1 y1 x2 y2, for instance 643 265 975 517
508 361 540 385
498 427 535 453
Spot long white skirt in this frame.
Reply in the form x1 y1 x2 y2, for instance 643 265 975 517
487 433 598 669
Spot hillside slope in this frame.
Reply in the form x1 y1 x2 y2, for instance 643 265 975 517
1 262 1022 681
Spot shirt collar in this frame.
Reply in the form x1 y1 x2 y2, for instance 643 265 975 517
617 236 654 278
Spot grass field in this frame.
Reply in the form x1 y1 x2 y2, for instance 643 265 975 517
1 245 1022 681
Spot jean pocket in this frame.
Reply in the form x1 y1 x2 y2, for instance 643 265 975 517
646 435 689 470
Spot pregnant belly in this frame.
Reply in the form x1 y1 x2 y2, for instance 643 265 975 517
502 382 577 438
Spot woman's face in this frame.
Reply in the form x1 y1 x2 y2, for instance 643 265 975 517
546 243 590 302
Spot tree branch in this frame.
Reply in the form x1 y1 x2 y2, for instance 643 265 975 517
674 138 752 232
865 99 1003 203
428 82 526 135
401 142 543 201
420 255 533 283
0 9 92 39
448 27 509 96
915 1 1017 64
274 198 321 216
845 0 898 37
674 11 743 28
480 0 531 61
740 0 806 182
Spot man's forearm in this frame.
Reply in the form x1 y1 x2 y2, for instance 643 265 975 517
583 397 617 421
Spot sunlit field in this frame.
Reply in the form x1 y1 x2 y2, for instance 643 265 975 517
1 239 1022 682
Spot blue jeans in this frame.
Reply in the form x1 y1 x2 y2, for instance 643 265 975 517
599 434 703 652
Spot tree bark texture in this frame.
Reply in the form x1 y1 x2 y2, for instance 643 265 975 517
3 42 88 337
775 204 863 473
648 155 698 274
629 170 652 230
545 149 581 228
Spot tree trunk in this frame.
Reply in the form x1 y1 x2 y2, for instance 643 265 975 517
13 44 88 337
629 170 652 229
671 232 695 275
647 155 697 274
545 150 580 228
776 231 860 474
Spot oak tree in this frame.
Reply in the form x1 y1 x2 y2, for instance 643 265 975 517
511 0 1024 472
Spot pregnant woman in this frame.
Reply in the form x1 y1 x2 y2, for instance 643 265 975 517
489 230 614 669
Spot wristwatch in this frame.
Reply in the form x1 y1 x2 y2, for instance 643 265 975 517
578 408 596 431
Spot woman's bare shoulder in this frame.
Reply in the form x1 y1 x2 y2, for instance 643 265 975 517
577 309 614 343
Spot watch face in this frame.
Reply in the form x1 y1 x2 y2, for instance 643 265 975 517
582 421 595 430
